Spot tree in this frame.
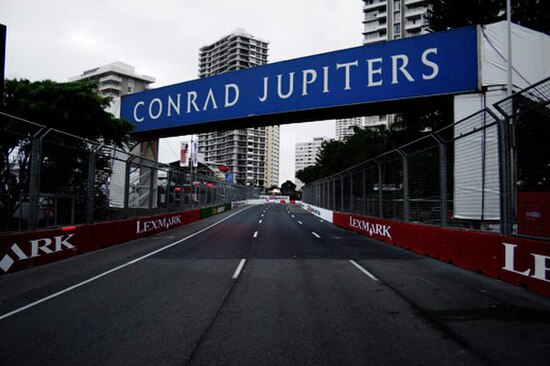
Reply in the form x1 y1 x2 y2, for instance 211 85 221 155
426 0 550 35
1 79 135 229
296 165 322 185
3 79 133 146
281 180 297 195
389 99 454 145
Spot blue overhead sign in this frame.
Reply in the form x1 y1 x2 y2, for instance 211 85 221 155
121 26 479 134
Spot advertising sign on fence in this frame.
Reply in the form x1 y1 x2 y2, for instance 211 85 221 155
121 26 478 135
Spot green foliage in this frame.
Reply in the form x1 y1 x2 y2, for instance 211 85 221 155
281 180 297 194
1 79 135 229
426 0 550 35
295 165 322 185
390 100 453 145
4 79 134 147
296 126 393 184
280 180 301 200
295 100 453 186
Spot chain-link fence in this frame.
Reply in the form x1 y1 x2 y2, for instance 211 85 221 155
303 77 550 240
0 112 256 232
495 78 550 239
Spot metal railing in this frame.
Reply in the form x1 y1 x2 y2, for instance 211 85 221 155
303 78 550 240
0 112 256 232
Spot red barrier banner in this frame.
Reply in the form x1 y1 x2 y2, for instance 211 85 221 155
333 211 550 296
0 227 79 274
333 212 397 244
499 236 550 296
0 208 201 275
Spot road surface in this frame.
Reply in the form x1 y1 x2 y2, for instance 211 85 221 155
1 203 549 365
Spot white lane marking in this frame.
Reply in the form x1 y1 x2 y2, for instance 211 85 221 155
259 220 262 224
320 220 324 223
0 206 252 322
232 259 247 280
253 231 258 238
312 232 321 238
291 215 295 218
298 221 303 225
261 214 264 217
349 260 379 281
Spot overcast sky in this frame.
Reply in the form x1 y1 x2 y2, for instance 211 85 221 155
0 0 364 185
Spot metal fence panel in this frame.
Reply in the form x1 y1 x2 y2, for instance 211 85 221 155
495 78 550 239
0 112 256 233
303 77 550 240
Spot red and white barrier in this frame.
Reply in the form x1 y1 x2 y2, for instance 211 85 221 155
0 209 201 275
303 203 550 296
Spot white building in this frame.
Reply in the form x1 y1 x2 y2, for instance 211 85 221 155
295 137 328 189
197 29 279 188
362 0 430 128
336 117 364 141
69 61 155 116
363 0 430 44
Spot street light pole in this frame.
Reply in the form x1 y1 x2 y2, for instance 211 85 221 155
506 0 512 97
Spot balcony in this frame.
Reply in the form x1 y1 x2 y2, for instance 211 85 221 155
363 0 387 11
363 30 387 44
364 22 387 33
98 83 121 93
99 75 122 84
405 0 426 5
405 7 427 19
405 18 429 31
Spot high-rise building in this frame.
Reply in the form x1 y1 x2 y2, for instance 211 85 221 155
362 0 430 128
197 29 279 188
265 125 280 188
362 0 430 44
295 137 328 190
336 117 363 141
69 61 155 99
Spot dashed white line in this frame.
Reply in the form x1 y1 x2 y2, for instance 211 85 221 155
291 215 295 218
253 231 258 238
312 232 321 238
298 221 303 225
349 260 379 281
259 220 263 224
232 259 247 280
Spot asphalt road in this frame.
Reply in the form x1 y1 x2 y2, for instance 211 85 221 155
1 203 549 365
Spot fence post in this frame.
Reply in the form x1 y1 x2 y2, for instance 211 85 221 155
397 149 410 222
326 180 330 209
362 168 367 215
323 182 326 208
87 144 102 223
375 160 383 218
124 155 137 208
431 133 448 227
332 177 336 211
497 114 513 236
340 175 344 212
28 128 51 230
149 163 158 209
349 171 354 213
